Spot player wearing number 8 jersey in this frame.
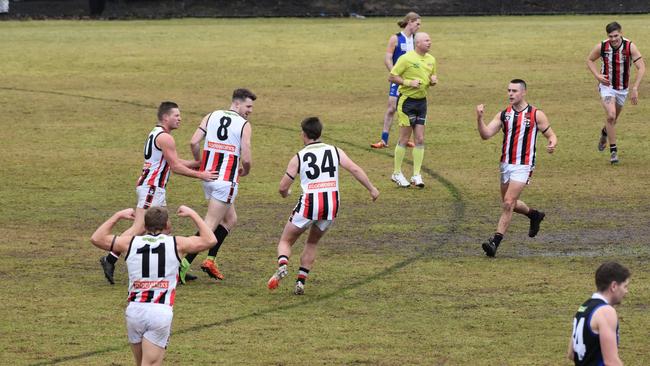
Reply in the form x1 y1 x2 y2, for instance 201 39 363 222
91 205 217 366
180 89 255 283
568 262 630 366
267 117 379 295
98 102 218 285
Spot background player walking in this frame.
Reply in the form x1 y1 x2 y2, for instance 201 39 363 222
587 21 645 164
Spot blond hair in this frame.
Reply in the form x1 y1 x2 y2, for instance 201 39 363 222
397 12 420 28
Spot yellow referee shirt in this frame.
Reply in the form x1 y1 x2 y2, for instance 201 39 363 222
390 50 437 99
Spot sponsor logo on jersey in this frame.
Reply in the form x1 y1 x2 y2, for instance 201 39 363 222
307 181 337 190
578 305 587 312
208 141 236 152
133 280 170 290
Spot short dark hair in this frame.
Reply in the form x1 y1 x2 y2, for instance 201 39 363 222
606 22 622 34
595 261 630 292
157 101 179 121
144 206 168 232
301 117 322 140
510 79 527 90
232 88 257 102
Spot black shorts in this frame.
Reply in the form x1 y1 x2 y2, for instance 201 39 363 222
397 96 427 126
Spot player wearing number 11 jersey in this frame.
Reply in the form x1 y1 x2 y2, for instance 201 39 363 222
568 262 630 366
267 117 379 295
180 89 255 283
91 205 217 365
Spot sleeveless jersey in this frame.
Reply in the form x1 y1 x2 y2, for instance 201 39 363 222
500 105 539 166
392 31 415 65
199 110 247 183
125 234 181 307
136 126 171 189
293 142 340 220
571 295 618 366
600 38 633 90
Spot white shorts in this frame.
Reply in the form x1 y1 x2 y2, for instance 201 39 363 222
500 163 533 184
599 84 628 106
203 180 238 204
289 212 334 231
125 302 173 349
136 185 167 209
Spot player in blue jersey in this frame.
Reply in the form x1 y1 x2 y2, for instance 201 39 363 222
568 261 630 366
371 12 421 149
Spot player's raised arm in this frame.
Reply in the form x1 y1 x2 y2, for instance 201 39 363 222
535 110 557 153
587 44 610 86
337 148 379 201
90 208 136 252
174 205 217 257
239 122 252 177
279 155 299 198
475 104 502 140
190 113 210 161
158 132 217 181
630 42 645 105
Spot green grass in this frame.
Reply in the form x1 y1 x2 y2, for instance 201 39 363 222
1 15 650 365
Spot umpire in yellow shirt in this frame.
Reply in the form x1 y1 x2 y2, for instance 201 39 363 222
388 32 437 188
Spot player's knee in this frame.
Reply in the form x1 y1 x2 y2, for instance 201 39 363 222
606 115 616 124
501 199 516 212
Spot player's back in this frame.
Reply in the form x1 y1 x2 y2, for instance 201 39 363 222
200 110 247 183
125 233 180 307
571 296 615 366
294 142 340 220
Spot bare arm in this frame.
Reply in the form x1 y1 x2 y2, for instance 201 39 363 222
535 110 557 153
630 43 645 105
158 133 217 181
338 148 379 201
190 114 210 161
566 337 574 361
475 105 502 140
384 35 398 72
238 122 252 177
587 43 610 86
174 205 217 257
595 306 623 366
279 155 298 198
90 208 136 253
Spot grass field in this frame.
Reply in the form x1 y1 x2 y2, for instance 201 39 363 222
1 15 650 365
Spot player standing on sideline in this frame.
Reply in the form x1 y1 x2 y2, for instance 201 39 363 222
91 205 217 366
179 89 255 283
388 32 437 188
587 21 645 164
568 261 630 366
370 11 421 149
98 102 218 285
475 79 557 257
268 117 379 295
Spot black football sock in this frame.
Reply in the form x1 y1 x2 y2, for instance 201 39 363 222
207 225 229 257
493 233 504 246
106 252 119 264
610 144 617 153
297 267 310 284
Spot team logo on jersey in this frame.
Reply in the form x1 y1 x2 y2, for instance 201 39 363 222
400 44 408 51
524 114 531 128
504 114 511 122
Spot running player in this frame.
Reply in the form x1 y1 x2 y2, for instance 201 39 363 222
389 32 437 188
587 21 645 164
475 79 557 257
90 205 217 366
99 102 218 284
267 117 379 295
179 88 255 283
568 261 630 366
371 11 420 149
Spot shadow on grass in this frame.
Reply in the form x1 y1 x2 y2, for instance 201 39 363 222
2 87 464 366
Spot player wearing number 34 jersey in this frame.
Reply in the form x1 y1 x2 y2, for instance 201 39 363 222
267 117 379 295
